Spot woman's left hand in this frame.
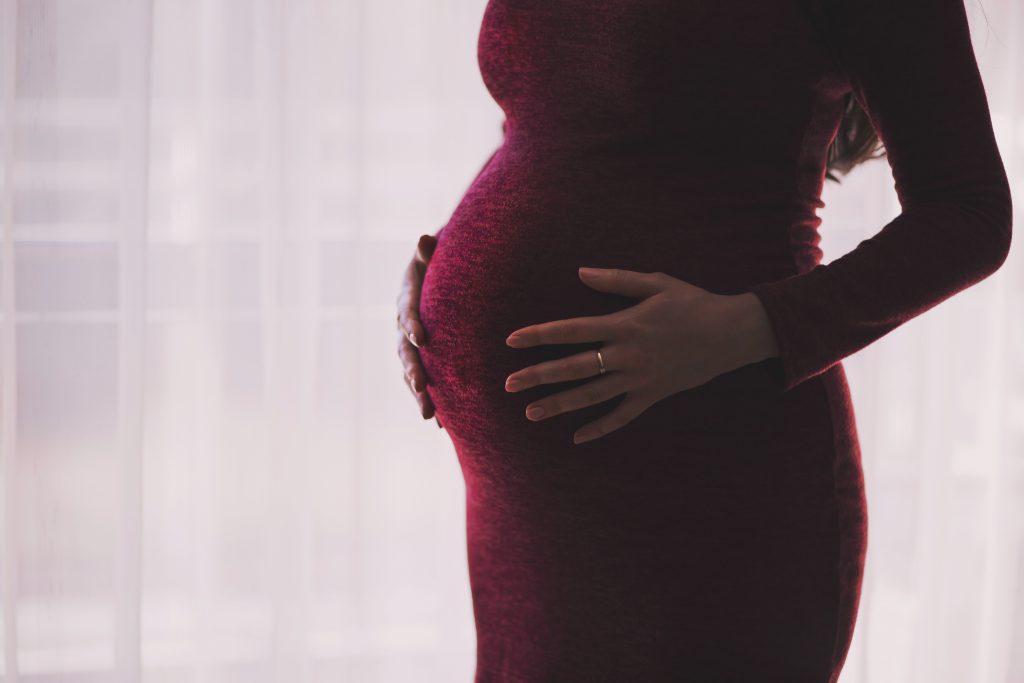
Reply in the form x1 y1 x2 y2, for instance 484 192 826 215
503 267 778 445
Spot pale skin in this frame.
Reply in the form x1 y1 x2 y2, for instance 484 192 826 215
396 234 781 443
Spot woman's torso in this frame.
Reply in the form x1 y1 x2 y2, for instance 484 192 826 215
419 0 852 457
416 3 868 678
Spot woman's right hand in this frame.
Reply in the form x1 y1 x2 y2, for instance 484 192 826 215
396 233 443 428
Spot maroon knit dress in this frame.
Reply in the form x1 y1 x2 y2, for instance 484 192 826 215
416 0 1012 680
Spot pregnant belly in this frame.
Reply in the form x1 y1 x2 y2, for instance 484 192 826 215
417 152 794 455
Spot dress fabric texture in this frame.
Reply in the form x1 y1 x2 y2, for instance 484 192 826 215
417 0 1012 680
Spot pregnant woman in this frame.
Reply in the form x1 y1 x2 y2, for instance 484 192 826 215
396 0 1012 680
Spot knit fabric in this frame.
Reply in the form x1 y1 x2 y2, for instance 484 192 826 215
417 0 1011 680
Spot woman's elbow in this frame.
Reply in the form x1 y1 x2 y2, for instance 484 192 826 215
984 187 1013 276
959 178 1014 279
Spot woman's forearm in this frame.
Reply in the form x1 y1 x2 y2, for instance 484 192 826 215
724 292 781 370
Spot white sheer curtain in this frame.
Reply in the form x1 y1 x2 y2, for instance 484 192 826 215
0 1 1019 682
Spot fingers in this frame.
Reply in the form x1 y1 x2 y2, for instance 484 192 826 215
396 233 443 427
416 233 438 263
397 234 437 348
398 332 427 392
506 314 616 348
396 307 425 350
521 372 631 422
572 393 651 444
407 375 435 419
578 267 668 299
396 327 436 419
505 346 614 392
396 264 427 348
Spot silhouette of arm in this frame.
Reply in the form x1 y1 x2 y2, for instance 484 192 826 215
749 0 1012 391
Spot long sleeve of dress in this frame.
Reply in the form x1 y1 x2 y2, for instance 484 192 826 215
749 0 1013 392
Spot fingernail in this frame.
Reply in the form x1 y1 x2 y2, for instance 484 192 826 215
573 430 594 444
505 377 522 392
526 405 546 420
578 267 599 277
408 332 419 348
506 333 522 347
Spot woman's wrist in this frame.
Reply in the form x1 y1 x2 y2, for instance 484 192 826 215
722 292 780 369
